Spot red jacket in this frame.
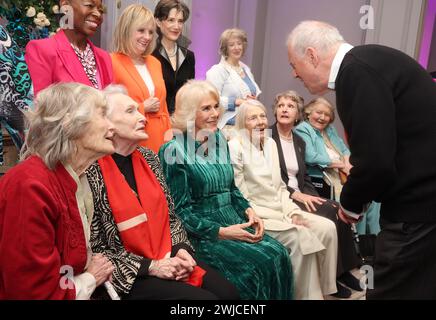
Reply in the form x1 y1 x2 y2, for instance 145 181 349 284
25 30 113 96
0 156 87 299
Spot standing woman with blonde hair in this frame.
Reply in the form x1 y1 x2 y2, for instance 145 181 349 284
206 28 261 130
111 4 171 153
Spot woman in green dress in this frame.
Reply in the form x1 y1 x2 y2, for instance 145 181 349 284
158 80 293 300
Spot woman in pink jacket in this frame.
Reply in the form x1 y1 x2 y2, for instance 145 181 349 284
25 0 112 95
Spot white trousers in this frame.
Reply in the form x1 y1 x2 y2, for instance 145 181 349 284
267 212 338 300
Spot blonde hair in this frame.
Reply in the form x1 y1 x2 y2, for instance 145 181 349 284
273 90 304 123
219 28 248 58
172 80 223 132
303 97 335 123
21 83 107 170
112 4 156 57
235 100 267 130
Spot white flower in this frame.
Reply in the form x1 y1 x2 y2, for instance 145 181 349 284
26 7 36 17
36 12 46 19
52 5 60 14
33 18 45 27
49 32 56 37
44 19 51 27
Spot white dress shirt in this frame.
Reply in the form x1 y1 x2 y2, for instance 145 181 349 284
328 43 354 90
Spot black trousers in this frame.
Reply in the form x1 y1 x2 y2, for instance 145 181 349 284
367 218 436 300
295 199 361 276
124 260 240 300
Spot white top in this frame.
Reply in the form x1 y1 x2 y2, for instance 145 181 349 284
325 143 341 162
135 63 155 97
328 43 354 90
280 137 300 192
65 165 97 300
206 56 261 128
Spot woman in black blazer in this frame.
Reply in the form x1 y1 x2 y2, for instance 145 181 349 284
270 90 362 298
152 0 195 115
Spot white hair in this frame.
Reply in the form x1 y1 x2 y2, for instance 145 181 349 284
21 82 107 169
235 99 267 130
103 84 129 115
287 20 344 57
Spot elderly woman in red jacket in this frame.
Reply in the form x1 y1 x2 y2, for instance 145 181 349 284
0 83 115 299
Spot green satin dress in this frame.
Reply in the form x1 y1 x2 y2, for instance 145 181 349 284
158 131 294 300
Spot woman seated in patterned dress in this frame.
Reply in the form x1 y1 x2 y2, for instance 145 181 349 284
158 80 294 300
86 85 238 300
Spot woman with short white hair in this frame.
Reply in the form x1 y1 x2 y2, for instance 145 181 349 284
0 82 115 299
228 99 339 300
86 84 239 300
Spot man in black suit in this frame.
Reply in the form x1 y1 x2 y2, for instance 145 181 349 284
286 20 436 299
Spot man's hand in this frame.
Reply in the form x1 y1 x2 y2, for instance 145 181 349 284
338 207 361 224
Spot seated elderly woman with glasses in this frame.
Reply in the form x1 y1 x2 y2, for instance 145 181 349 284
86 85 239 300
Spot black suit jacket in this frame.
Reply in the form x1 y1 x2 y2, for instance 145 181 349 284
335 45 436 222
152 43 195 114
270 124 318 197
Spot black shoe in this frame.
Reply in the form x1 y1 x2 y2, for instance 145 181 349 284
339 271 364 291
331 281 352 299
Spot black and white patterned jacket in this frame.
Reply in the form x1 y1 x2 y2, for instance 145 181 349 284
86 147 193 295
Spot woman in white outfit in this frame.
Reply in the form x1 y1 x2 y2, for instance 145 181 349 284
206 28 261 130
228 100 339 300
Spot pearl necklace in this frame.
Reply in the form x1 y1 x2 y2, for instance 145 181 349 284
166 44 177 58
279 134 293 142
226 61 244 76
278 129 293 142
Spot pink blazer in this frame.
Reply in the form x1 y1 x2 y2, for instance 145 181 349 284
25 30 113 96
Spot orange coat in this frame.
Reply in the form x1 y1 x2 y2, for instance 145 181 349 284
111 53 171 153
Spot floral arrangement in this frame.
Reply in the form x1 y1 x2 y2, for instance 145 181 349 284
0 0 61 49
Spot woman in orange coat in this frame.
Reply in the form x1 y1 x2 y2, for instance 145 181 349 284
111 4 171 153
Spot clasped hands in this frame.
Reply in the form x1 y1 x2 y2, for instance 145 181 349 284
148 249 197 282
218 208 265 243
143 97 160 113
